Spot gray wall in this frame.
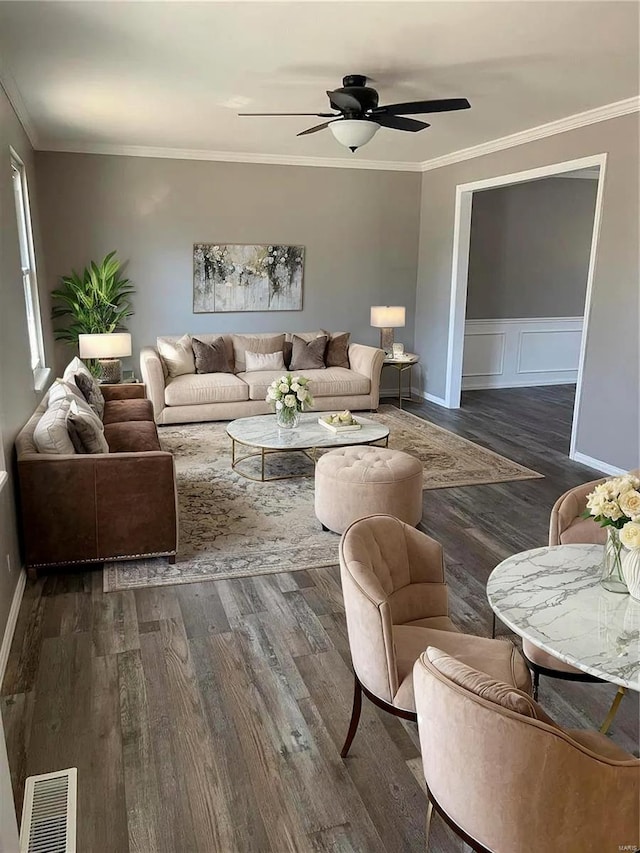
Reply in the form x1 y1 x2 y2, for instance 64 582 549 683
466 177 598 320
34 153 421 376
415 112 639 471
0 86 53 646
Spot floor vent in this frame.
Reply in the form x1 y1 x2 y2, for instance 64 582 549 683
19 768 77 853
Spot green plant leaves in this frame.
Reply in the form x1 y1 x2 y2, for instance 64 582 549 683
51 251 134 346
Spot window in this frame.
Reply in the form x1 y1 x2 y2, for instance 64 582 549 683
11 148 47 385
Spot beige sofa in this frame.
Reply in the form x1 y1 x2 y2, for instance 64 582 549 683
140 332 385 425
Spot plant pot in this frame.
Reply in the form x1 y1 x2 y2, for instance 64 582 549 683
276 406 300 429
600 527 628 593
621 548 640 601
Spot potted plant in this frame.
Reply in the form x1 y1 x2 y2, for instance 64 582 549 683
51 251 134 373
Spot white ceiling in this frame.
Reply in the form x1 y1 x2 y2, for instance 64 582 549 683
0 1 638 166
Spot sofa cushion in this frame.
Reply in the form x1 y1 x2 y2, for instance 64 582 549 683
290 334 328 371
158 334 196 378
33 399 76 455
245 350 285 372
67 399 109 454
104 421 162 453
164 372 249 406
285 331 324 343
192 336 233 374
237 367 370 401
232 333 285 374
325 332 350 369
103 398 155 425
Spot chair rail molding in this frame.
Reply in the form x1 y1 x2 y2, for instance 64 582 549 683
462 317 584 390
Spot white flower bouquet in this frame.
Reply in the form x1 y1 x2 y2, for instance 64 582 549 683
584 473 640 593
266 374 314 428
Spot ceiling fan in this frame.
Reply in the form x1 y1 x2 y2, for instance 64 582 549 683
239 74 470 152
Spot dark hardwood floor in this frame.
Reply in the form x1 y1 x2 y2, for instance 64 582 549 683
2 385 637 852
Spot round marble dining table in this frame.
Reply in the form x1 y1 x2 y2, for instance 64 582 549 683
487 543 640 691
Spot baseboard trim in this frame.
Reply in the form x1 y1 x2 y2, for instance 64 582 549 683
462 377 578 391
379 388 448 407
0 569 26 687
571 452 627 477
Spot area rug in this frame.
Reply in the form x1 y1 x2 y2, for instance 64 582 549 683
103 406 541 592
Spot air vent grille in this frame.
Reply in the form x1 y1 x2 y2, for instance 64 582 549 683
19 768 77 853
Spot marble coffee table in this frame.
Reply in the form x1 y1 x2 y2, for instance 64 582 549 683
487 543 640 691
226 412 389 482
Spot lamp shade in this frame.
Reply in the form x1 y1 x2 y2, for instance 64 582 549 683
329 120 380 151
79 332 132 359
370 306 406 329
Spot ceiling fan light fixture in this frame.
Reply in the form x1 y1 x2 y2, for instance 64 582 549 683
329 119 380 152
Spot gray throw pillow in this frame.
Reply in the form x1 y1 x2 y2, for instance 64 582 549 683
75 371 105 420
290 335 328 371
192 336 232 374
325 332 350 369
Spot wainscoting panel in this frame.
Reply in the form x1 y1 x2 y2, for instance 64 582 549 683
462 317 583 390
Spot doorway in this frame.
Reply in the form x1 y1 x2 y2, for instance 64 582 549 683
444 154 607 461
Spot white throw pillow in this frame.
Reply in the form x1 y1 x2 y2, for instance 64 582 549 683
33 399 76 455
244 350 286 372
62 356 92 385
157 334 196 378
47 378 86 407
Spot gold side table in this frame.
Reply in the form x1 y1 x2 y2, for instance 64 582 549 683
382 354 419 409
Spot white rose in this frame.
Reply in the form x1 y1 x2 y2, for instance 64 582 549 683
291 382 300 392
270 380 278 388
586 494 607 518
600 500 624 522
275 400 283 410
297 389 307 402
267 388 276 400
620 489 640 521
284 394 296 408
279 383 289 393
620 521 640 550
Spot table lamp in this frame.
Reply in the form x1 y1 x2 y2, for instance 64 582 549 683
370 306 405 355
79 332 132 383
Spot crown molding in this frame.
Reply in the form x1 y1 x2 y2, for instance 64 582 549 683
39 140 422 172
0 56 39 149
418 96 639 172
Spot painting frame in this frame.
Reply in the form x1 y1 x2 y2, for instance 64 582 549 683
193 242 305 313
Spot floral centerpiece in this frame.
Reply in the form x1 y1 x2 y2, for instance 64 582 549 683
266 374 314 429
583 473 640 595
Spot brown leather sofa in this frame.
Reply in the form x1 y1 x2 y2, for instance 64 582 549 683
16 384 178 576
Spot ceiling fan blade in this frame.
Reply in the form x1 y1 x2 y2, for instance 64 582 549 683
326 90 363 112
297 120 338 137
373 98 471 116
375 115 430 132
239 112 337 117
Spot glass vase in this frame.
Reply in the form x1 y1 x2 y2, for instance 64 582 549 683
276 406 300 429
600 527 628 593
621 548 640 601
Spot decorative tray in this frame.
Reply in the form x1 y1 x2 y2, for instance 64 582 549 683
318 417 362 433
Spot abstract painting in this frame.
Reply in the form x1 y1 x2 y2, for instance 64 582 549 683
193 243 304 313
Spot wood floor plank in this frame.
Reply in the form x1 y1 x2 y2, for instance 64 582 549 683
157 617 237 852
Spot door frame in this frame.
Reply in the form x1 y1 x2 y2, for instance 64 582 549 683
443 152 608 460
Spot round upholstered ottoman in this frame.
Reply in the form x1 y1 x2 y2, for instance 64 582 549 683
315 446 423 534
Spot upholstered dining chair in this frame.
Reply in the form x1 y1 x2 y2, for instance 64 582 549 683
509 474 639 732
338 514 531 757
414 646 640 853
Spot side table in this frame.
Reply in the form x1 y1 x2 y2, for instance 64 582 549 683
382 354 419 409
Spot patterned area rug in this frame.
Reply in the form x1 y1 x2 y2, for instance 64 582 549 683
103 406 541 591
